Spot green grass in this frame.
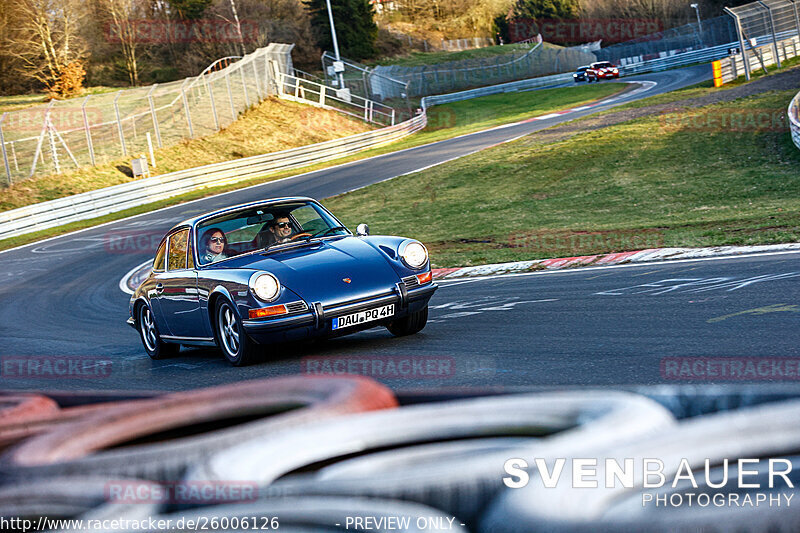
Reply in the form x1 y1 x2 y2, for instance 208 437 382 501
0 84 622 252
324 89 800 268
371 43 542 67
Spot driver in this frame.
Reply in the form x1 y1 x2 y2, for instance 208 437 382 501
267 215 294 244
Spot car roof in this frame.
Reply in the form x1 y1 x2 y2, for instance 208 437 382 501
170 196 318 232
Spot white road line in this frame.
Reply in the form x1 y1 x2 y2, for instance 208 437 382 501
435 250 800 284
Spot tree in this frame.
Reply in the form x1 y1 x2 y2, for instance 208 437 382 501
304 0 378 60
4 0 89 96
96 0 147 86
512 0 579 20
168 0 213 19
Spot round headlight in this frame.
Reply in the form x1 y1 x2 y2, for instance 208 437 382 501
250 272 280 302
401 241 428 269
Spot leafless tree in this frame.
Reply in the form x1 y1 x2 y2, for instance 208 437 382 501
96 0 147 86
4 0 88 93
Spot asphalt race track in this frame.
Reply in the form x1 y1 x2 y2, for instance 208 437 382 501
7 64 796 393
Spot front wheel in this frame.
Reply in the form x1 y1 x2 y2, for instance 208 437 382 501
387 306 428 337
138 303 179 360
215 299 260 366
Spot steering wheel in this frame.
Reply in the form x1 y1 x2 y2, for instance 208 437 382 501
289 232 312 241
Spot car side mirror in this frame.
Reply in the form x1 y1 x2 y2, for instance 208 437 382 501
356 223 369 237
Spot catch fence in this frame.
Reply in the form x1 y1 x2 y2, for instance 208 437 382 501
0 44 295 187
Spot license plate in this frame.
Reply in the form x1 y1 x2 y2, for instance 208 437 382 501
332 304 395 330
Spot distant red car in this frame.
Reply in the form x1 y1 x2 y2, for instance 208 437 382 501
587 61 620 81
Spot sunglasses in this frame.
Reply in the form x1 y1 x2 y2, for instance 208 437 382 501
209 237 225 244
276 222 291 229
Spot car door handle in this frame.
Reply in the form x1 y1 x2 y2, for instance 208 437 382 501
155 283 164 294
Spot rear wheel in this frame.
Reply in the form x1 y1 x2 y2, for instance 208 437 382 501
138 303 179 360
215 299 260 366
387 306 428 337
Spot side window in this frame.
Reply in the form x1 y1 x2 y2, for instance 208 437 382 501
153 240 167 272
167 229 189 271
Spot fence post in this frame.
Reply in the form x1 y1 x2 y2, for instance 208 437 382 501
391 109 395 126
147 85 163 148
757 1 782 68
725 8 751 81
206 78 220 130
225 71 237 121
0 113 11 185
320 85 326 106
240 67 250 107
81 96 96 166
251 59 263 100
180 80 195 139
790 0 800 40
113 91 128 156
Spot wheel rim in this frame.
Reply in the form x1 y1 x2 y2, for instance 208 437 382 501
140 306 157 352
218 304 240 357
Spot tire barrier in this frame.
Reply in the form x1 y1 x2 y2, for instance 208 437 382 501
2 384 799 532
480 398 800 533
185 391 675 523
0 376 397 483
0 394 59 424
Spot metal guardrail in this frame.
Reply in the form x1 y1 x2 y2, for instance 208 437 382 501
790 90 800 149
716 35 800 84
420 72 574 108
276 73 396 126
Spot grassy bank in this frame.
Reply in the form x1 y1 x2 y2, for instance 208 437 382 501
325 89 800 267
0 84 623 252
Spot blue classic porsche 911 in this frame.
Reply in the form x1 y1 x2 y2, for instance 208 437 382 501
127 197 438 365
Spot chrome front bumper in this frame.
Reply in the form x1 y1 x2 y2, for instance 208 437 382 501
242 283 437 331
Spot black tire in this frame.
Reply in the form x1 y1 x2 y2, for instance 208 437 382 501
137 303 179 360
387 305 428 336
215 298 260 366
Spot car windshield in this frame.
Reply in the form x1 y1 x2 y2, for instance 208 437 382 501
195 201 349 265
577 67 587 72
594 62 613 68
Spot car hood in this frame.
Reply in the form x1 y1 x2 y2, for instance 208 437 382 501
222 237 402 305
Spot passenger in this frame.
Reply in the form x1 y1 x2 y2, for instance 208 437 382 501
200 228 228 264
